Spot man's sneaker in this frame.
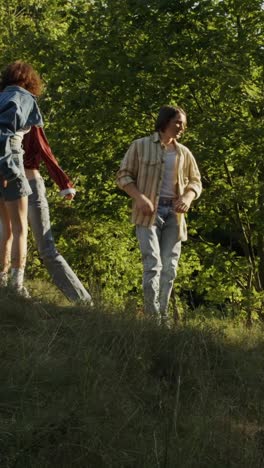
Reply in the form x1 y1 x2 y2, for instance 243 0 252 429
161 315 174 329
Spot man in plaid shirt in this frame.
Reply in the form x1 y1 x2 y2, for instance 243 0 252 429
117 105 202 324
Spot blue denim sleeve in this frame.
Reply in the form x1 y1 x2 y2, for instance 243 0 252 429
0 94 43 181
0 100 23 181
20 93 43 128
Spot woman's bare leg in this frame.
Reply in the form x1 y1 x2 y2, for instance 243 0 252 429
4 196 29 294
0 199 13 285
0 199 13 287
5 196 28 269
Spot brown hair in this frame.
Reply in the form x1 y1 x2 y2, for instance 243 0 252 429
155 105 187 132
0 61 42 96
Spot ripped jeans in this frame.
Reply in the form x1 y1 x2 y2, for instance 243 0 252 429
136 203 181 320
28 177 92 303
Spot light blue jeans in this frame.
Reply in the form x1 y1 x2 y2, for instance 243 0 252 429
28 177 92 303
136 204 181 320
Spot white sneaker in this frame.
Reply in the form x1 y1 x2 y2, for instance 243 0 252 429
0 272 8 288
16 286 31 299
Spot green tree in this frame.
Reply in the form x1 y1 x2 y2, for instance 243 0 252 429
0 0 263 315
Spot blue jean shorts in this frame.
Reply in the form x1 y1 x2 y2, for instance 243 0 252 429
0 153 32 202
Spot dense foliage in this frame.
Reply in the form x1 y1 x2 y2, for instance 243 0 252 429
0 0 263 318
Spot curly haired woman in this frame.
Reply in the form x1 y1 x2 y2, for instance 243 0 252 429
0 61 43 297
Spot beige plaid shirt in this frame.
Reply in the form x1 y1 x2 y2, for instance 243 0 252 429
116 132 202 241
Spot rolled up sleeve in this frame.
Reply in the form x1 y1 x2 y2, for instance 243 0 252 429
116 141 139 190
186 153 202 199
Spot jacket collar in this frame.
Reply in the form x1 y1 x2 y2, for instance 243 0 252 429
4 85 35 97
152 131 178 148
152 132 160 143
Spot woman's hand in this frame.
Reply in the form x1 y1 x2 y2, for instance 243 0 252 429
64 193 75 201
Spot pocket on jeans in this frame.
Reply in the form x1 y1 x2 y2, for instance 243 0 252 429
155 214 165 229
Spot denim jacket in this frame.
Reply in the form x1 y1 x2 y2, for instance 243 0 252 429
0 85 43 181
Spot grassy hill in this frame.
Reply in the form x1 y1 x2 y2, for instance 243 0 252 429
0 288 264 468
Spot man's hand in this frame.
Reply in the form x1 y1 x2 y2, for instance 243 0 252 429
174 190 195 213
122 183 154 216
136 193 154 216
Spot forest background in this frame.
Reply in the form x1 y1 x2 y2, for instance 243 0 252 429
1 0 263 321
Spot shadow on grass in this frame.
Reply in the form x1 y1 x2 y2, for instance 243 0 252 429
0 289 264 467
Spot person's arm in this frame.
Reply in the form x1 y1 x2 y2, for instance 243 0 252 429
116 140 154 216
0 101 23 182
174 151 202 213
0 93 43 186
25 126 76 198
174 189 196 213
122 182 154 216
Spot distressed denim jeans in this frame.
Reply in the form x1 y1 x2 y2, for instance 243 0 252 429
136 204 181 320
28 177 92 303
